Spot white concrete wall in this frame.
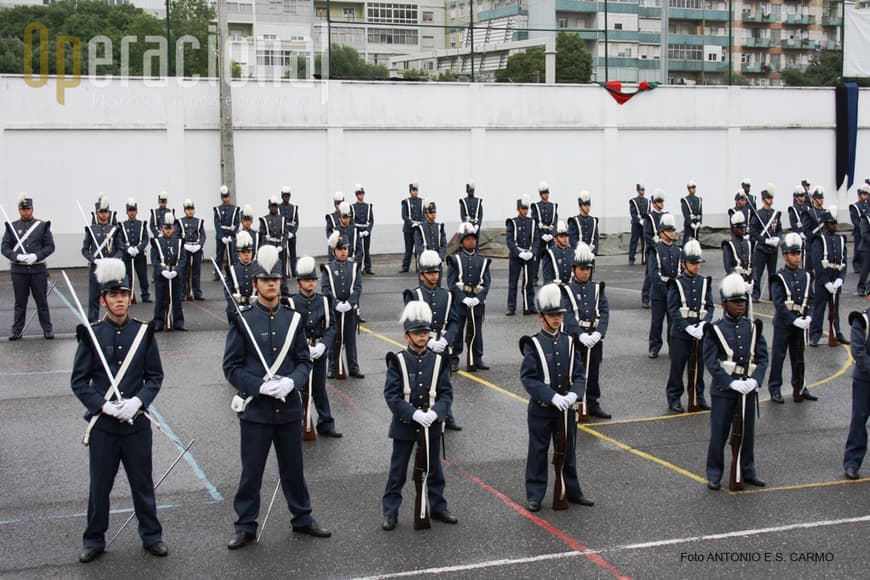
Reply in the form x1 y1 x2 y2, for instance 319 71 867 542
0 75 868 268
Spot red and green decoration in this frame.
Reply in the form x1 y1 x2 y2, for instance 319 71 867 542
598 80 659 105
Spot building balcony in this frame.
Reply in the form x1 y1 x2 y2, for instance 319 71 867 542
741 63 769 74
781 39 807 50
741 12 774 24
669 8 730 22
669 33 729 46
555 0 599 14
669 59 728 72
744 37 774 48
822 16 843 26
784 14 815 25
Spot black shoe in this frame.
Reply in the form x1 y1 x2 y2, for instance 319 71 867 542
744 476 766 487
589 407 612 419
629 259 636 265
450 359 459 372
382 513 397 531
642 302 650 309
327 372 336 379
194 296 206 301
8 332 21 341
445 422 462 431
698 401 711 411
142 297 153 303
668 404 685 414
153 324 164 332
78 546 104 563
808 340 819 347
474 361 490 370
44 331 54 340
707 481 721 491
398 269 409 274
293 520 332 538
174 326 188 331
649 351 659 359
358 316 367 323
365 270 375 275
144 541 169 557
349 371 365 379
771 393 784 404
523 309 537 316
752 298 760 304
801 389 818 401
431 510 458 524
505 310 516 316
845 467 860 480
837 336 850 345
320 429 343 438
568 495 595 507
526 500 541 512
227 531 255 550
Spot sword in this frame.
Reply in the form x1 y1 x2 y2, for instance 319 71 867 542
76 200 106 260
0 204 25 252
258 474 282 543
21 279 56 335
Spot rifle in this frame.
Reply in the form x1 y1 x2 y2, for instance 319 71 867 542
184 252 194 302
552 385 569 510
828 290 839 347
465 304 476 372
302 338 317 441
687 336 700 412
729 393 746 492
640 230 647 265
577 342 591 422
413 404 431 530
336 310 347 379
164 266 174 331
793 303 809 402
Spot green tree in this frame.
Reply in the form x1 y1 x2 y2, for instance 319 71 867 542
327 44 388 80
402 68 428 81
168 0 215 77
779 50 870 87
434 69 456 82
495 46 545 83
555 31 592 83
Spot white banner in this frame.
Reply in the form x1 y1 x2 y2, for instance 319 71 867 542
844 6 870 78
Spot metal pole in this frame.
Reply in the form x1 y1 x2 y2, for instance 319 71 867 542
217 0 236 200
470 1 475 82
728 0 733 85
327 0 332 78
166 0 172 76
604 0 608 82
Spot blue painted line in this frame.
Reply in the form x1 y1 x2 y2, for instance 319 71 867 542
0 499 221 526
149 405 224 502
0 369 71 376
52 283 81 320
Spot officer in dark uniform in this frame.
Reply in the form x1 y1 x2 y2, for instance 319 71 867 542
788 186 808 234
680 180 703 245
260 195 289 297
541 220 572 285
224 230 257 322
809 207 848 345
703 272 769 491
233 204 260 261
382 301 456 531
561 242 610 419
413 199 447 273
150 214 186 331
328 201 363 264
448 222 492 372
177 198 206 301
728 191 752 225
723 212 755 301
521 283 593 512
223 245 330 550
459 181 483 244
531 182 558 285
850 185 869 277
401 182 424 273
648 213 681 358
665 240 713 413
213 185 239 279
403 249 459 430
506 195 538 316
352 184 375 275
642 189 667 308
71 258 168 563
740 178 757 209
844 290 870 480
568 190 599 254
768 232 815 403
287 256 341 438
119 198 151 304
278 186 299 278
750 186 782 302
321 232 364 379
82 196 120 322
628 183 649 265
148 192 175 239
803 187 827 244
325 191 350 239
2 193 55 340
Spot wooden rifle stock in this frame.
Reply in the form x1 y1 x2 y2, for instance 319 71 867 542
552 398 569 510
687 337 700 412
640 235 646 265
577 342 591 422
728 393 746 491
465 306 475 372
184 253 194 302
828 291 838 346
164 272 173 331
302 338 316 441
336 310 347 380
413 405 431 530
793 304 809 402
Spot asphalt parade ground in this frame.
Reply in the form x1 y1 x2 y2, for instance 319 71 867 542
2 252 870 579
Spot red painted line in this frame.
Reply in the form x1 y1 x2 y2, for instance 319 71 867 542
326 382 392 424
188 300 228 324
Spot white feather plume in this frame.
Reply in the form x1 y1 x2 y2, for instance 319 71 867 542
466 180 475 190
418 250 441 269
660 213 676 228
578 190 591 204
328 231 341 249
687 179 696 188
281 185 291 194
793 185 804 195
235 230 253 249
538 181 549 193
220 185 229 195
683 239 702 259
126 197 137 207
458 222 476 237
573 242 594 265
353 183 363 192
765 183 776 195
814 185 825 195
742 177 752 186
652 188 665 202
333 191 345 202
556 220 568 235
730 212 746 225
17 192 28 204
158 191 168 201
98 194 110 210
520 194 531 208
720 273 747 300
94 258 127 285
163 213 175 226
269 195 280 205
183 198 194 208
783 232 802 248
257 244 280 274
339 201 352 216
296 256 315 276
400 300 432 325
241 204 253 218
536 283 563 311
422 198 435 212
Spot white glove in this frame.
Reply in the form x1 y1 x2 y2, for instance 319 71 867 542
259 378 279 396
805 315 812 326
692 222 700 230
21 253 37 265
564 392 578 406
101 401 123 418
127 247 137 256
473 225 479 233
360 231 369 237
335 301 352 313
436 337 448 352
427 338 447 353
792 316 810 330
424 409 439 424
222 236 230 244
276 245 283 253
578 332 593 348
799 232 807 240
310 342 326 360
745 378 759 391
765 238 778 247
462 297 475 308
685 324 700 340
468 297 480 308
167 270 178 280
184 243 196 253
825 282 836 294
116 396 143 422
412 409 434 428
551 394 570 412
542 234 553 242
272 377 294 399
191 244 201 253
161 269 172 280
519 251 533 261
729 380 747 394
833 278 843 289
15 253 27 262
588 331 602 346
743 281 754 294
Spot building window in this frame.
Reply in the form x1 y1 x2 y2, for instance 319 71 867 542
368 27 420 45
558 18 568 28
423 11 434 22
367 3 419 24
343 7 355 20
614 23 623 30
316 7 327 17
667 44 703 61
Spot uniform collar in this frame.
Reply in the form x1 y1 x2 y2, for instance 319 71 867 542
254 301 280 315
540 328 559 340
103 314 130 329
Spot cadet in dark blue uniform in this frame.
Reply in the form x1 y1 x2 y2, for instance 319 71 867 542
233 204 260 261
1 193 55 339
844 292 870 480
505 195 538 315
224 230 257 321
723 211 755 304
803 187 827 244
642 189 668 308
325 191 351 239
148 192 175 239
680 180 703 245
849 185 869 276
82 196 121 322
260 196 289 296
177 198 206 301
449 222 492 372
647 213 681 358
665 240 713 413
150 214 186 331
531 182 558 285
224 245 330 550
279 186 299 278
288 256 341 438
521 283 593 512
568 191 599 254
541 220 572 285
768 233 815 403
459 181 483 243
400 182 423 273
328 201 363 265
322 232 364 379
413 199 447 272
561 242 610 419
404 250 459 429
352 184 375 275
213 185 239 278
809 206 848 345
70 258 168 563
728 191 752 225
703 273 768 491
750 186 782 302
90 194 118 226
740 178 758 210
118 198 151 304
381 301 456 531
628 183 649 265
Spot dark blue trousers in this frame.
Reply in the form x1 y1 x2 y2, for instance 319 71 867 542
183 251 204 299
234 419 313 534
87 263 101 322
666 336 706 407
706 392 757 484
451 303 485 365
580 343 604 409
286 238 298 278
648 297 670 353
152 275 184 329
382 428 447 517
310 354 335 432
84 425 161 549
526 410 583 503
360 234 372 272
507 258 534 313
768 324 802 396
124 253 150 300
215 237 231 272
10 269 52 334
844 378 870 470
628 221 643 263
810 284 843 343
328 310 360 375
401 229 415 271
752 249 777 301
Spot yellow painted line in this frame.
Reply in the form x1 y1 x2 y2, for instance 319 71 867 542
359 326 405 349
579 424 708 484
732 477 870 495
454 370 529 403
